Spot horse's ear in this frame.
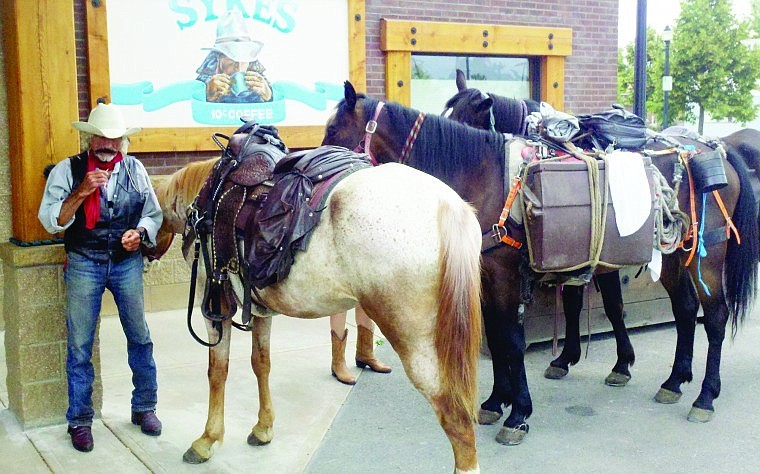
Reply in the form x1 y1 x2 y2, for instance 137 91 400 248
476 96 493 113
455 69 467 92
344 81 357 111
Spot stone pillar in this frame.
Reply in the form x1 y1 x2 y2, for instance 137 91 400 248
1 243 101 428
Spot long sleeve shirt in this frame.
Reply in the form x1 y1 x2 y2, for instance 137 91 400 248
38 154 163 246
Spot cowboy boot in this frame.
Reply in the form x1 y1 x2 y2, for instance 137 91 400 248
355 324 392 373
331 329 356 385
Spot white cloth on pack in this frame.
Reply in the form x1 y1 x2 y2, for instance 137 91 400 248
606 150 651 237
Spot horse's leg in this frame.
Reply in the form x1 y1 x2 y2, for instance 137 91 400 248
391 336 479 473
247 315 275 444
545 285 583 379
596 271 635 386
496 317 533 446
655 256 699 404
688 289 730 422
477 304 512 425
183 319 232 463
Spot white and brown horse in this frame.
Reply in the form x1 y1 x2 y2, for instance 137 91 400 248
146 154 484 473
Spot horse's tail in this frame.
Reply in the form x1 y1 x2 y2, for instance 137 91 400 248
434 197 482 421
724 150 759 333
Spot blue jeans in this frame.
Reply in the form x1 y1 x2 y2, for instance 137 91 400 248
64 251 157 426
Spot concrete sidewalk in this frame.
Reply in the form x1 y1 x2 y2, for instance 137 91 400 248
2 305 760 473
1 309 356 473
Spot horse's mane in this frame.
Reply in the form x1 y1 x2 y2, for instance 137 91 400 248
490 94 527 134
154 157 219 232
356 95 506 183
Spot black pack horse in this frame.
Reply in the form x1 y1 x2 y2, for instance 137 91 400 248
443 69 635 386
323 81 759 446
445 70 760 401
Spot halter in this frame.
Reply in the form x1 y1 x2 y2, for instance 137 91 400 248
354 101 385 166
357 101 426 166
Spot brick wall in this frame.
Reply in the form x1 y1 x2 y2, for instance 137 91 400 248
363 0 619 115
72 0 619 174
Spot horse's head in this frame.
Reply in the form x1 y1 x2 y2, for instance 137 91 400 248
442 69 494 131
323 81 403 165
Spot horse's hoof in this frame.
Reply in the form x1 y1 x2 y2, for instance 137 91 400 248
604 372 631 387
477 408 502 425
495 423 528 446
654 388 682 404
247 432 272 446
544 365 568 379
687 406 714 423
183 447 209 464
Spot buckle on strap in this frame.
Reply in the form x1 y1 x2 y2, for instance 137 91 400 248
365 120 378 134
491 224 522 249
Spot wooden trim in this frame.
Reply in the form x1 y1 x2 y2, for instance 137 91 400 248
541 56 565 110
380 19 571 109
128 125 326 151
1 0 79 242
348 0 367 94
381 19 571 56
384 51 411 105
87 0 366 153
85 0 110 108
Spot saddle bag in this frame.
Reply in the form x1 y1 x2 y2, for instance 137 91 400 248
521 157 656 272
576 105 648 150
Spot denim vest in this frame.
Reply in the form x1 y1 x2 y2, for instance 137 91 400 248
64 152 146 263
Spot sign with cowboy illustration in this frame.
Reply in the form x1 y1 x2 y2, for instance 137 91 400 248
106 1 349 127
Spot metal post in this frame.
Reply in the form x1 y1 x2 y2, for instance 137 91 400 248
633 0 647 120
662 25 673 129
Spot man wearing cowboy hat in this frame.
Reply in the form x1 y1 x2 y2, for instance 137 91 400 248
196 10 273 103
38 102 163 453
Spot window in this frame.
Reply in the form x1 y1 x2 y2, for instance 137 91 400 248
381 20 571 111
410 55 539 114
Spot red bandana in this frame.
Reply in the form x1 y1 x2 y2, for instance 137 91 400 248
83 151 123 229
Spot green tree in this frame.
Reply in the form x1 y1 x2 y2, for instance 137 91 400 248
751 0 760 37
670 0 760 133
617 27 668 128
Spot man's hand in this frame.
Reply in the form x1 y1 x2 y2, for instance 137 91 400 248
77 169 109 197
207 73 232 102
121 228 142 252
57 169 110 226
246 71 272 101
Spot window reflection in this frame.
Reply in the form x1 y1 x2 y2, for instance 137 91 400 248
410 55 538 114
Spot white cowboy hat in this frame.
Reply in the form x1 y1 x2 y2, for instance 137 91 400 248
203 10 263 63
72 103 140 138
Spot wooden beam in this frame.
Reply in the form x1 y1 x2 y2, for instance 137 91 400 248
86 0 110 107
384 51 411 105
541 56 565 111
348 0 367 93
127 125 326 152
381 19 571 57
1 0 79 242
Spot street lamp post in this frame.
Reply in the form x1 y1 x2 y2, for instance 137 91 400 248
662 25 673 129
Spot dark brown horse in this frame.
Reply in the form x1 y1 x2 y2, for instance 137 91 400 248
443 69 635 387
443 73 760 399
322 81 759 446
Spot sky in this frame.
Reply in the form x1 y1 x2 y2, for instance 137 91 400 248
618 0 753 47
